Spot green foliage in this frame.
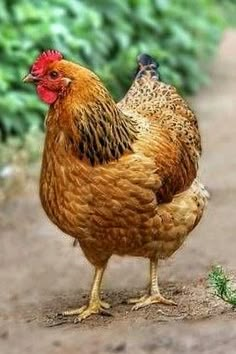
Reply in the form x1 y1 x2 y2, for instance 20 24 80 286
0 126 43 169
208 265 236 307
216 0 236 26
0 0 223 140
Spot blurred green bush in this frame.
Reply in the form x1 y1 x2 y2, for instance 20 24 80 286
216 0 236 26
0 0 223 140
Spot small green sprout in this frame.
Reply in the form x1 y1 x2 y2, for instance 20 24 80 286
208 265 236 307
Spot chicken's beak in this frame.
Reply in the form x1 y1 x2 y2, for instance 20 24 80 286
22 73 38 84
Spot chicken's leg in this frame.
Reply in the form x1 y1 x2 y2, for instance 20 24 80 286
60 266 110 322
129 259 177 310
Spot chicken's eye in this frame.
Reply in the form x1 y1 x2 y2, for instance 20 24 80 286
49 71 59 79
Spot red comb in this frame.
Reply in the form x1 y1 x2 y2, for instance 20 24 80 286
31 50 63 75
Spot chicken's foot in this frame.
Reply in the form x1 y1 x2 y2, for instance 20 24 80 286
128 259 177 310
59 266 111 322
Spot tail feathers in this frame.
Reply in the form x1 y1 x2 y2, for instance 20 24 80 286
135 53 161 80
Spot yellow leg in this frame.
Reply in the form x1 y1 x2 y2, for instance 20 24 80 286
60 266 111 322
129 259 177 311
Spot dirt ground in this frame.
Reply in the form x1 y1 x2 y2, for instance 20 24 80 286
1 30 236 354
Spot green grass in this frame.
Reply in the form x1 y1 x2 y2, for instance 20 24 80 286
208 265 236 307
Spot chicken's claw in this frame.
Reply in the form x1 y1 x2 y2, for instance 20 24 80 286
130 294 177 311
74 300 112 322
58 299 111 322
127 294 148 304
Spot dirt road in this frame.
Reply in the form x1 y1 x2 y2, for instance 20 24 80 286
1 30 236 354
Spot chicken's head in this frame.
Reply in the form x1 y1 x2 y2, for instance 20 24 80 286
23 50 72 105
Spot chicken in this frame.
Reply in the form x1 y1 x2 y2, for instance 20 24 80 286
23 50 208 321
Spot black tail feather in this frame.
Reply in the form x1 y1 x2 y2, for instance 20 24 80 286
135 53 161 80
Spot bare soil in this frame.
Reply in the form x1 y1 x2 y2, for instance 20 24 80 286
1 30 236 354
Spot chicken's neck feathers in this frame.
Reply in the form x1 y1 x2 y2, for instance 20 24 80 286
76 102 138 165
48 94 138 166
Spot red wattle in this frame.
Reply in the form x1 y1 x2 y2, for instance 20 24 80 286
36 85 58 105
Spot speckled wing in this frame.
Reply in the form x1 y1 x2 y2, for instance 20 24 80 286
117 54 202 203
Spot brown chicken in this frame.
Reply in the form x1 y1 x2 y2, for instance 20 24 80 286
23 50 208 321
